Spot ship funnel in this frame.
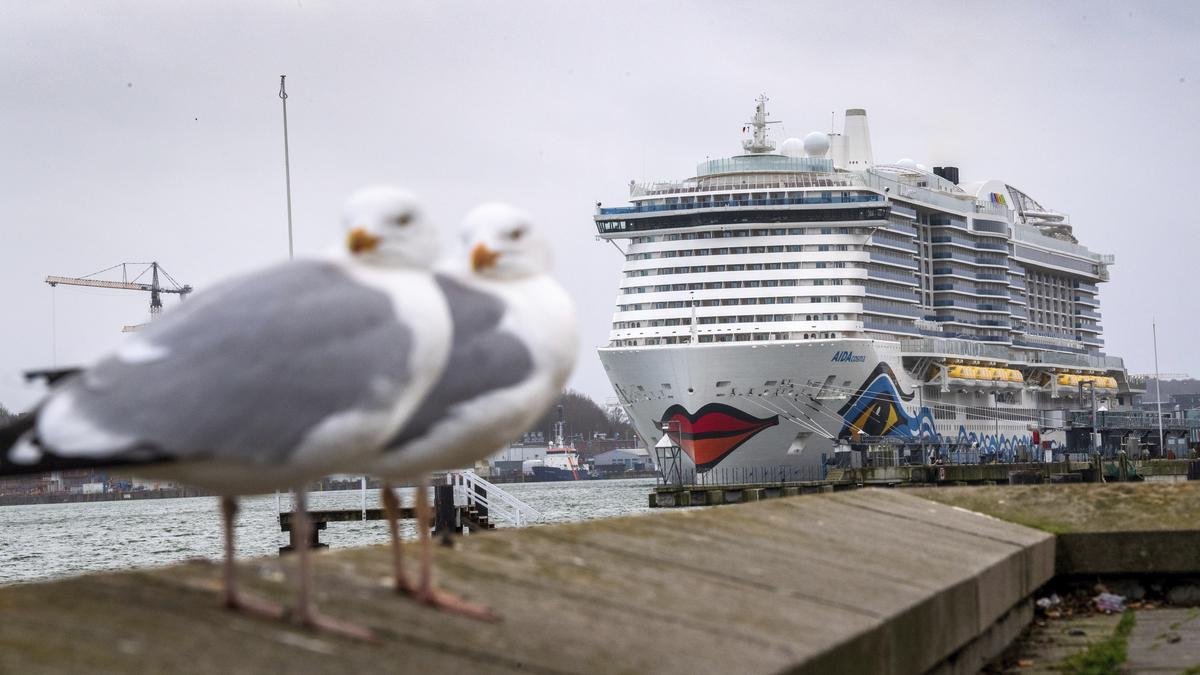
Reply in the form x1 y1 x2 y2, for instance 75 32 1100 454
841 108 874 170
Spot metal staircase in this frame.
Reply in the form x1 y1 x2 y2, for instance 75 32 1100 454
446 470 541 528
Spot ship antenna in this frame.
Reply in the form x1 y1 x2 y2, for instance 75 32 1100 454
742 94 781 154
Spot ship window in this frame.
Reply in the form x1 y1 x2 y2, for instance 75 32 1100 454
715 380 731 387
764 380 778 386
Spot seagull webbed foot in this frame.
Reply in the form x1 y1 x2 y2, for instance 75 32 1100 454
289 608 377 642
416 586 500 622
224 592 287 621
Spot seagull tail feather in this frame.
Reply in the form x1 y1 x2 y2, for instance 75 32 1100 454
0 410 44 477
0 411 167 478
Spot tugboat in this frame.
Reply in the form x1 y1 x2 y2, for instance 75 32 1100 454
529 406 595 481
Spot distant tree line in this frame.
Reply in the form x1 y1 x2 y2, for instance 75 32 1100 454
0 404 15 425
1145 378 1200 397
526 390 637 446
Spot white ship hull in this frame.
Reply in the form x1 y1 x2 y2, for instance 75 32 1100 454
600 339 1053 474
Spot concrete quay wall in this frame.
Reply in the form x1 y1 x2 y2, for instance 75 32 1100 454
0 489 1053 674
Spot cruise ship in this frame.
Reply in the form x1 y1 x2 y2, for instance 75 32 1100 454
595 97 1131 473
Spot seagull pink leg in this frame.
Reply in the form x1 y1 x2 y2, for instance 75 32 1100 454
381 482 415 594
290 488 376 641
220 496 284 619
413 476 498 621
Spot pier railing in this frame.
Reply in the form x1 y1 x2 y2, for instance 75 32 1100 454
447 471 541 528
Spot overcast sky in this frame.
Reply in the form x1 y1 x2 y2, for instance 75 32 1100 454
2 1 1198 412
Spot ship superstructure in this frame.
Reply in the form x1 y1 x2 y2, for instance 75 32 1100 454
595 97 1130 472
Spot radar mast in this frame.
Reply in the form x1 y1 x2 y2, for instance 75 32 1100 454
742 94 781 154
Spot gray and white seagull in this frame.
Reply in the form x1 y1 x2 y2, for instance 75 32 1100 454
0 185 452 639
351 201 578 619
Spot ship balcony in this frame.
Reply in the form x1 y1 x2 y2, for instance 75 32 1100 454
932 299 1011 313
929 216 968 229
1075 308 1102 319
864 285 920 301
869 237 918 254
971 219 1011 236
862 319 923 336
935 331 1012 344
1074 295 1100 307
929 251 1009 268
881 219 919 236
932 283 1010 298
862 300 924 318
929 236 1008 252
866 268 919 285
934 316 1013 330
867 251 918 268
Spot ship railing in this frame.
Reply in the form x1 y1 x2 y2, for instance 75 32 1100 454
597 194 882 217
446 470 542 528
860 171 999 216
629 175 860 197
670 465 829 487
900 337 1012 360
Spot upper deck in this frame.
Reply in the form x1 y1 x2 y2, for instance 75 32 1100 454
593 99 1118 360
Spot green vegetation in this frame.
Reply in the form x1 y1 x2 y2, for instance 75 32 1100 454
913 483 1200 534
526 390 637 446
1058 610 1135 674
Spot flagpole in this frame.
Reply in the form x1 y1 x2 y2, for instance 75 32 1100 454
276 75 295 520
1153 319 1164 456
279 75 294 260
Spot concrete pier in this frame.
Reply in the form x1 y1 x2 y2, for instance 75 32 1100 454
0 489 1053 674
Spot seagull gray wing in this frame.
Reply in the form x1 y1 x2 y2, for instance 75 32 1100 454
34 260 414 466
386 274 532 449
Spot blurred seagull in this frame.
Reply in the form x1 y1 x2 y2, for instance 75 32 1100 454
356 202 578 619
0 185 452 640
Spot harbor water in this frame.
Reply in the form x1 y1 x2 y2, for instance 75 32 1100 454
0 477 656 586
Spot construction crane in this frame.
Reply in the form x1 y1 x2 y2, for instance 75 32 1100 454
46 262 193 332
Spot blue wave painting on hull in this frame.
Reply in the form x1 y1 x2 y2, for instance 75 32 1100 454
836 363 1038 461
836 363 936 440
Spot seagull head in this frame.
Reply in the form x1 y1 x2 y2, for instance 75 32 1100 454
342 185 438 267
462 202 552 280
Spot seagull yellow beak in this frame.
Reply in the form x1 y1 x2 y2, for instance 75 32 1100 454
347 227 381 254
471 243 501 271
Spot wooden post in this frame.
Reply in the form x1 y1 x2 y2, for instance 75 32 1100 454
433 484 457 545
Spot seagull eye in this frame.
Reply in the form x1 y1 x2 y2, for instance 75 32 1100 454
508 227 526 241
391 213 413 227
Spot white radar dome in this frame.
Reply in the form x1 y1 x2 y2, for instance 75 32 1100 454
802 131 830 157
896 158 919 170
779 137 805 158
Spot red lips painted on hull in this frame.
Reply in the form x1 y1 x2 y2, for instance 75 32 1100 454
660 403 779 471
